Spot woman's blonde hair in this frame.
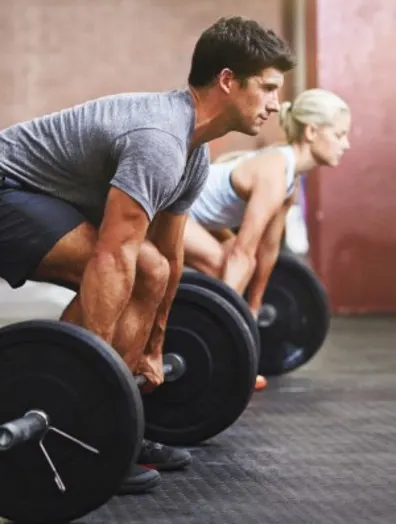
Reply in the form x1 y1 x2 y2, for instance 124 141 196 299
279 88 350 143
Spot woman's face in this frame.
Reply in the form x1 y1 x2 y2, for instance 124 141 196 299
310 110 351 167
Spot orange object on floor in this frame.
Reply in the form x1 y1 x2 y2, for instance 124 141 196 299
254 375 267 391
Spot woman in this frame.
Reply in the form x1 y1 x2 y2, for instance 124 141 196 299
183 88 351 390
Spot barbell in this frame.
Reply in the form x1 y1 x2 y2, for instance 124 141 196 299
0 278 258 523
252 251 330 376
183 251 330 377
0 251 329 523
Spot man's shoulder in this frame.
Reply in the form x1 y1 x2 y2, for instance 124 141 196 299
103 89 195 145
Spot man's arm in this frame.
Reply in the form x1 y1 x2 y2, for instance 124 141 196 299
221 154 286 294
145 211 188 357
82 128 186 343
139 142 208 358
246 201 291 318
80 187 150 343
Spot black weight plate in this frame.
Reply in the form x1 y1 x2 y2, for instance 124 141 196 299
143 283 257 445
182 270 260 354
0 320 144 524
258 252 330 376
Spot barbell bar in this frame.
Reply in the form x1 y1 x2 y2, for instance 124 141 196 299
134 353 186 387
0 353 186 453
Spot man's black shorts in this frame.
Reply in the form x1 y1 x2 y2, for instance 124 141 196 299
0 176 86 288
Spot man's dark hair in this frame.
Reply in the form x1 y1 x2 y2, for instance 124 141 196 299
188 16 296 87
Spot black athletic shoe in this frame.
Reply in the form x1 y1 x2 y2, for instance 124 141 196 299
117 464 161 495
137 439 192 471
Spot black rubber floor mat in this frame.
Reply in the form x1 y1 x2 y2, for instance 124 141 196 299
76 316 396 524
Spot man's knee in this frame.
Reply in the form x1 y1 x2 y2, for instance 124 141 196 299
136 242 170 297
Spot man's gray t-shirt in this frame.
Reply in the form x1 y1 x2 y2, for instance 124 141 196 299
0 89 209 225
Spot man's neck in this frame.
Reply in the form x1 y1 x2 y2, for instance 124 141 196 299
188 86 233 149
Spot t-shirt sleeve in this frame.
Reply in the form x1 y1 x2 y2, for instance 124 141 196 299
110 129 184 220
166 144 210 215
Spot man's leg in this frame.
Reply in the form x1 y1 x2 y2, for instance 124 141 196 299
34 219 191 479
40 230 171 368
0 189 165 494
0 188 86 290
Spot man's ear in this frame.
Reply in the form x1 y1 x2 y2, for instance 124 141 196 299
218 68 237 95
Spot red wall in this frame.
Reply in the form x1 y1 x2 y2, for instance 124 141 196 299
306 0 396 313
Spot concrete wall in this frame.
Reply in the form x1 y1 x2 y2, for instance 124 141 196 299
0 0 292 159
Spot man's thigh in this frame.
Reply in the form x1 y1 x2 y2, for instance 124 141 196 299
0 184 91 288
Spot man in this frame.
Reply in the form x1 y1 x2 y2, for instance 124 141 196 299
0 16 295 493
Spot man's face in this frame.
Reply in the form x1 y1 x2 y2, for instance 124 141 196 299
228 67 285 136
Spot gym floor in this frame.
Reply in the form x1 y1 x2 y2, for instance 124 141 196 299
1 284 396 524
85 316 396 524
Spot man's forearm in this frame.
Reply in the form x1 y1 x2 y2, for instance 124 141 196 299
144 255 184 357
80 247 138 343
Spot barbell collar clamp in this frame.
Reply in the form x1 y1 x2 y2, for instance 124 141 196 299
0 410 49 451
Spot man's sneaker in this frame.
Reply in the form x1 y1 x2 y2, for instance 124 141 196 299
137 439 192 471
117 464 161 495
